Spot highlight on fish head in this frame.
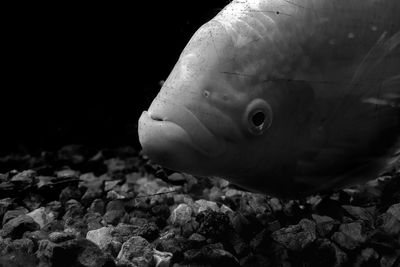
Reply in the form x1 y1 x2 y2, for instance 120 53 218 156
138 19 280 184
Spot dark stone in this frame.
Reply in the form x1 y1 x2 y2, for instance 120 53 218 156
106 200 125 212
342 205 375 228
52 238 116 267
303 238 347 267
22 193 44 211
2 209 28 225
271 219 316 251
135 221 159 242
84 212 104 231
89 199 105 215
103 210 128 226
240 254 271 267
0 251 38 267
156 236 194 263
59 185 82 203
63 199 85 221
117 236 153 267
1 215 40 239
196 210 232 240
42 220 64 233
312 214 340 237
10 238 35 254
0 198 13 224
331 221 366 250
48 231 76 243
184 244 240 267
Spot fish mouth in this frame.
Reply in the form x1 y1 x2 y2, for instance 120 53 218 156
138 101 226 172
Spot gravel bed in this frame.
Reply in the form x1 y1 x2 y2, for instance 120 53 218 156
0 145 399 267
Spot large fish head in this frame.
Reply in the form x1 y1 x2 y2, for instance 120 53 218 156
138 19 280 182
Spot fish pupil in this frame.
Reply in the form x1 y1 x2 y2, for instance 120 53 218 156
252 111 265 127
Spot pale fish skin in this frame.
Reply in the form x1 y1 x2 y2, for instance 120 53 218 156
138 0 400 198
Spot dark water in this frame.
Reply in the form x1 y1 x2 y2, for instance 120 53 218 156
1 1 229 155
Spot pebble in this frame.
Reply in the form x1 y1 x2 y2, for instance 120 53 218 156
86 226 121 256
117 236 153 267
170 204 193 226
387 203 400 221
271 219 316 251
48 231 76 243
195 199 219 214
331 221 367 250
27 207 55 229
1 215 40 239
153 249 173 267
2 209 28 225
196 210 232 240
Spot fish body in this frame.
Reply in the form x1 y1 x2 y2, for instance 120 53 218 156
138 0 400 198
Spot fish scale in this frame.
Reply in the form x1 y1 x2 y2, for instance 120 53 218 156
138 0 400 198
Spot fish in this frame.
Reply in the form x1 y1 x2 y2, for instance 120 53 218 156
138 0 400 198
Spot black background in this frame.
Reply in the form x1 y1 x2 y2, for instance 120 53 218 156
1 1 230 155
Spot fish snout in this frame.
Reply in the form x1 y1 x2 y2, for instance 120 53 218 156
138 101 226 173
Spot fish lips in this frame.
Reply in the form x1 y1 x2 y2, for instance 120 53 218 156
138 103 226 171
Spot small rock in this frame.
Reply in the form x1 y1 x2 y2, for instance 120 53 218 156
240 254 271 267
153 249 173 267
1 215 40 239
387 203 400 221
10 238 35 254
250 229 269 252
196 210 232 240
23 230 48 244
331 221 366 250
112 223 140 244
155 236 193 263
170 204 193 226
103 210 128 226
42 220 64 233
27 207 55 229
380 253 399 267
0 198 13 223
342 205 374 228
63 199 85 220
354 247 379 267
188 233 206 244
378 212 400 236
312 214 339 237
11 170 36 183
22 193 44 211
59 185 82 203
228 232 249 256
195 199 219 214
106 200 125 211
48 231 76 243
46 201 63 219
53 238 115 267
89 199 105 215
220 204 234 214
84 212 104 231
2 209 28 225
87 226 121 256
0 250 38 267
136 222 159 242
305 238 347 267
56 169 79 179
36 239 58 265
117 236 153 267
271 219 316 251
184 244 240 267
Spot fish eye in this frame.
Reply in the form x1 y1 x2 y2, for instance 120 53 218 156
244 99 272 135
